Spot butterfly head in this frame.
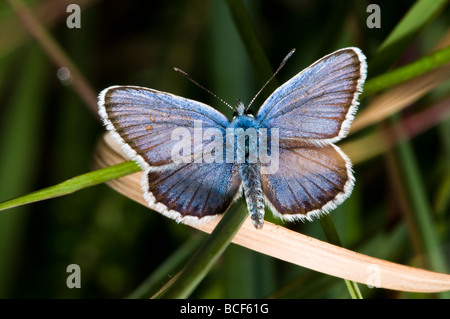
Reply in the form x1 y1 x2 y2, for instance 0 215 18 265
233 99 255 119
235 99 246 116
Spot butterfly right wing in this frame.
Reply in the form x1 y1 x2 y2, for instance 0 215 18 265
256 48 365 221
256 47 366 146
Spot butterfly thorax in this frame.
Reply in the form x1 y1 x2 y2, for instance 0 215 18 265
230 112 257 129
229 114 265 229
228 114 260 163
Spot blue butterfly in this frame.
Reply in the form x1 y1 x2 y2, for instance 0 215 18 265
98 47 367 229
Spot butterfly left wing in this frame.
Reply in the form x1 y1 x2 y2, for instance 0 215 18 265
143 162 241 224
99 85 242 223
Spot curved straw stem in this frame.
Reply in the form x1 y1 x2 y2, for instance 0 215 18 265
93 133 450 293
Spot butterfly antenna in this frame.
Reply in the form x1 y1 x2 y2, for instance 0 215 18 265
173 67 235 111
246 48 296 111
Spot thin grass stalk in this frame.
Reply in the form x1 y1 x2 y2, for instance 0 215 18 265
391 115 449 274
366 2 450 291
320 215 363 299
351 62 450 134
127 235 205 299
5 0 98 115
434 119 450 216
225 0 363 297
0 0 99 58
158 202 248 298
225 0 278 95
0 44 48 297
362 45 450 97
0 161 140 212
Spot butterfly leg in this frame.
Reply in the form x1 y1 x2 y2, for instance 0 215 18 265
240 162 265 229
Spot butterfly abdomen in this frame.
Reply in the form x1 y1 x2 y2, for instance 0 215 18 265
240 162 265 229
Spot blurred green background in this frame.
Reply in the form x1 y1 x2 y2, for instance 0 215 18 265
0 0 449 298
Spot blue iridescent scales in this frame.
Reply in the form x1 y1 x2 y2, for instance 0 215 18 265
98 47 367 229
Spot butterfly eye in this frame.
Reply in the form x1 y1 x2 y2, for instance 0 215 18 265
246 109 255 117
232 111 238 118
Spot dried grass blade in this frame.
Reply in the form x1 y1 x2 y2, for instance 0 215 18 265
94 133 450 293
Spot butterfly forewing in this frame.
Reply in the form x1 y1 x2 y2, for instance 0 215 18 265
99 86 230 168
257 47 366 145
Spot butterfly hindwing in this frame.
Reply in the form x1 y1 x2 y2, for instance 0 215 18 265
143 162 241 223
260 144 353 221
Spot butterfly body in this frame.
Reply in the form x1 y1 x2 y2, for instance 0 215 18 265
229 106 266 228
99 47 367 229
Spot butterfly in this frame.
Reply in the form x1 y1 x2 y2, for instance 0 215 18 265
98 47 367 229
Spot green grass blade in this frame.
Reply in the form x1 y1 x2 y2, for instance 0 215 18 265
366 0 450 296
390 114 449 298
225 0 278 94
395 126 447 270
127 235 205 299
0 44 48 297
369 0 449 75
211 0 251 116
0 161 140 212
434 119 450 216
363 45 450 97
158 202 248 298
225 245 271 298
319 215 363 299
313 1 352 59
